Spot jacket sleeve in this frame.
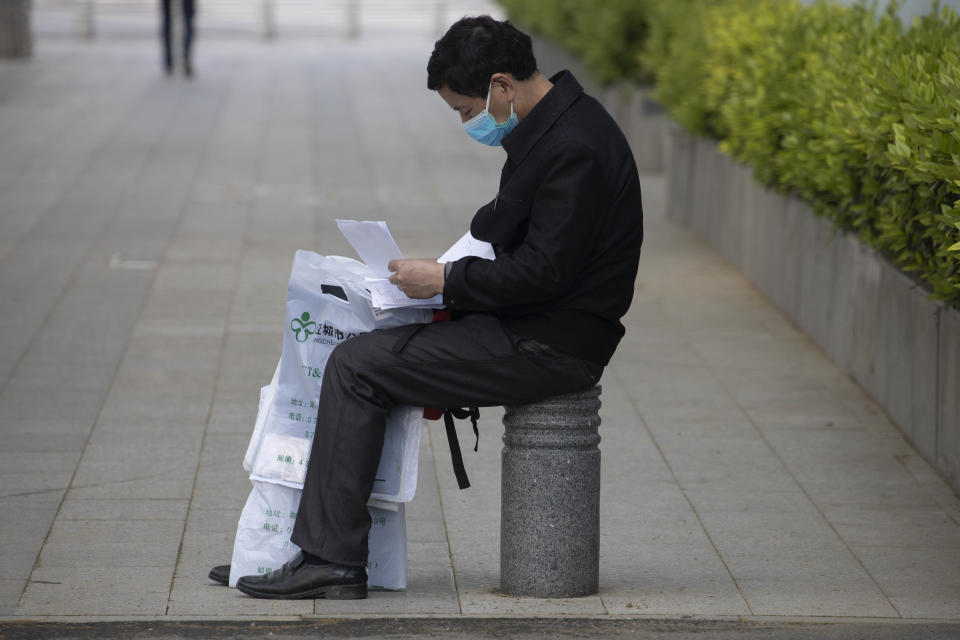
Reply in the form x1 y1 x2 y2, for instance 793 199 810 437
443 139 609 311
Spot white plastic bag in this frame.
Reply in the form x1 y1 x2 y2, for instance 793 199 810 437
230 252 425 589
371 406 422 502
244 251 430 501
242 367 279 473
366 502 408 591
247 401 421 502
228 480 302 587
228 481 408 590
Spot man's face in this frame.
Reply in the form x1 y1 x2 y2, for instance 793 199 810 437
438 82 512 125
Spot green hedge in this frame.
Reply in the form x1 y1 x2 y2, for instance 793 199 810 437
504 0 960 304
498 0 655 85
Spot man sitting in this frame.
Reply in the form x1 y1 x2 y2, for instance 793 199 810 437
211 15 644 599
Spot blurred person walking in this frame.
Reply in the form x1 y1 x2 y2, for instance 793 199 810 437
160 0 196 76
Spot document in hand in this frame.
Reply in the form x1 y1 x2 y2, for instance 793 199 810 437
334 220 402 278
335 220 494 310
336 219 442 310
437 230 496 264
363 278 442 310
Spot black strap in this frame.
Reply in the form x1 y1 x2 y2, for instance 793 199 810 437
442 407 480 490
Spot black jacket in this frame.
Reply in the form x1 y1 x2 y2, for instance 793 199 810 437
443 71 644 365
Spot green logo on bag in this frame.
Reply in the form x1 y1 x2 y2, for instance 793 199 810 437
291 312 358 345
291 312 317 343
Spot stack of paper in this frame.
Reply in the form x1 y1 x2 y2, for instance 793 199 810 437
336 219 494 311
363 279 443 310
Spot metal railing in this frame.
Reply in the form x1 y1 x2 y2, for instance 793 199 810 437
32 0 505 40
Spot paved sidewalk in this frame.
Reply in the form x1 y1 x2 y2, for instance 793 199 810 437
1 30 959 628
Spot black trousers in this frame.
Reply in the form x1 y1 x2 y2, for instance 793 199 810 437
160 0 195 67
289 313 602 567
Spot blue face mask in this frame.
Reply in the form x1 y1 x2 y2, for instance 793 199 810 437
462 82 518 146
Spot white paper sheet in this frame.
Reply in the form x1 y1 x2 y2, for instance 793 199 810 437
336 220 495 310
437 231 495 263
365 278 444 310
335 219 404 277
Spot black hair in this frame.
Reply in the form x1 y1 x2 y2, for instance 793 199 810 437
427 16 538 98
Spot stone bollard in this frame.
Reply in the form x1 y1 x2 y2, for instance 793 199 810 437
0 0 32 59
500 385 601 598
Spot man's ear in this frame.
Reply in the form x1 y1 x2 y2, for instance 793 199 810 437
490 73 517 103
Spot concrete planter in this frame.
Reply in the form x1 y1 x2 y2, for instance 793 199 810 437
853 257 941 462
619 87 667 173
0 0 32 59
939 308 960 490
796 211 859 372
664 123 696 226
663 127 959 493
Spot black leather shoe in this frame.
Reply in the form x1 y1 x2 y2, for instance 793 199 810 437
235 552 367 600
208 564 230 585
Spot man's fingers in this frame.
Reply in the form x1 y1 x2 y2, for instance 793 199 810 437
383 259 440 299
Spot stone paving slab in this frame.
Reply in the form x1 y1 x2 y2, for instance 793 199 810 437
0 25 959 626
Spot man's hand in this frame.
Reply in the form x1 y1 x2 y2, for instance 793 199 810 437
388 259 445 299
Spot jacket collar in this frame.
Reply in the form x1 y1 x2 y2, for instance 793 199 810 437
502 70 583 165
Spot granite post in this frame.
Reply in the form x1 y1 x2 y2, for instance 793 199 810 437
500 385 601 598
0 0 32 59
